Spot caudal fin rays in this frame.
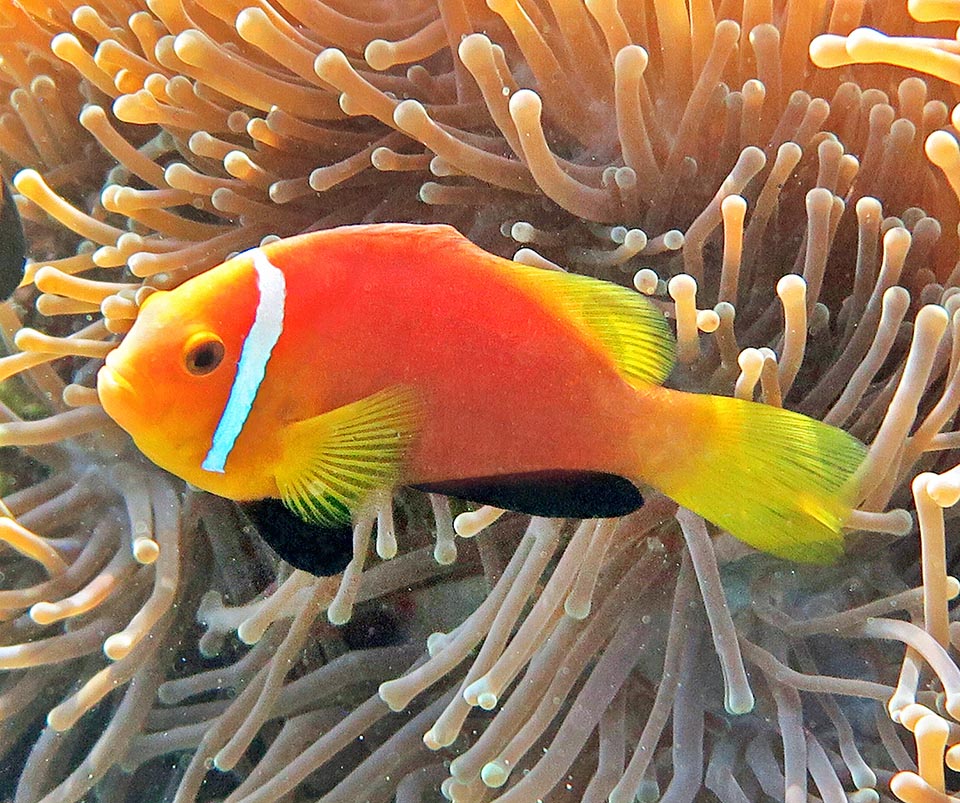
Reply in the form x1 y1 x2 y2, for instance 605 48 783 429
646 392 866 564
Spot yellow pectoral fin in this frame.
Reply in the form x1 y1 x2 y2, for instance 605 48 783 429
274 386 422 527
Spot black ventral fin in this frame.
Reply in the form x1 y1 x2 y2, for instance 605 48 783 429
412 470 644 519
240 498 353 577
0 177 26 300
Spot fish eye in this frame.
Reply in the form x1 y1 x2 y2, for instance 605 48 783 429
183 334 225 376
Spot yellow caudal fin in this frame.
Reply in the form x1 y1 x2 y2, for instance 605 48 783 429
642 390 867 563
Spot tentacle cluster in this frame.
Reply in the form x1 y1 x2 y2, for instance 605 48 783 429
3 0 960 801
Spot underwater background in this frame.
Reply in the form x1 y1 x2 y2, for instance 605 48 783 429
2 0 960 801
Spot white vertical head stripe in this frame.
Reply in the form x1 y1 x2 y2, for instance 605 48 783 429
202 249 286 473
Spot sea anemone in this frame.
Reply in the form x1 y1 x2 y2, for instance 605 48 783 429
2 0 960 801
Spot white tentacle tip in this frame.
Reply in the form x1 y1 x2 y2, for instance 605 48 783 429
926 474 960 507
724 686 755 715
667 273 696 300
776 273 806 300
377 681 405 712
481 760 509 788
103 632 134 661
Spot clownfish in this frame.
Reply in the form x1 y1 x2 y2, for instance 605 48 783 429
97 224 866 574
0 177 26 301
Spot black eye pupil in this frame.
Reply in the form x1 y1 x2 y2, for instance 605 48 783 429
194 346 216 368
186 339 224 375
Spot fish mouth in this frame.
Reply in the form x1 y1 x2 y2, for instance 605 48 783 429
96 357 136 421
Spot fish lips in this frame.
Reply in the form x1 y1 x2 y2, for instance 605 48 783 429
96 354 137 426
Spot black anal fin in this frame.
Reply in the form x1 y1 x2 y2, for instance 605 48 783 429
412 470 644 519
0 178 26 301
240 498 353 576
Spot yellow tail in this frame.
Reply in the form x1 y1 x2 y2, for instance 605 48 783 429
637 388 867 563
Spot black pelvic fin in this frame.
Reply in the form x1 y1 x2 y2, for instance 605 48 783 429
0 177 26 301
412 470 644 519
240 498 353 577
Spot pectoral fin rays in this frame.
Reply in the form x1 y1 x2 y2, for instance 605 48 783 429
274 385 422 527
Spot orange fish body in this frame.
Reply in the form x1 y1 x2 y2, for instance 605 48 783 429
99 224 865 566
238 227 648 489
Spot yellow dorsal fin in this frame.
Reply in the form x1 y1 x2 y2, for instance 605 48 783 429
503 263 676 386
274 386 421 526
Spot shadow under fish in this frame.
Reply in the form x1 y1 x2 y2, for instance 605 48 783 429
0 178 26 301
